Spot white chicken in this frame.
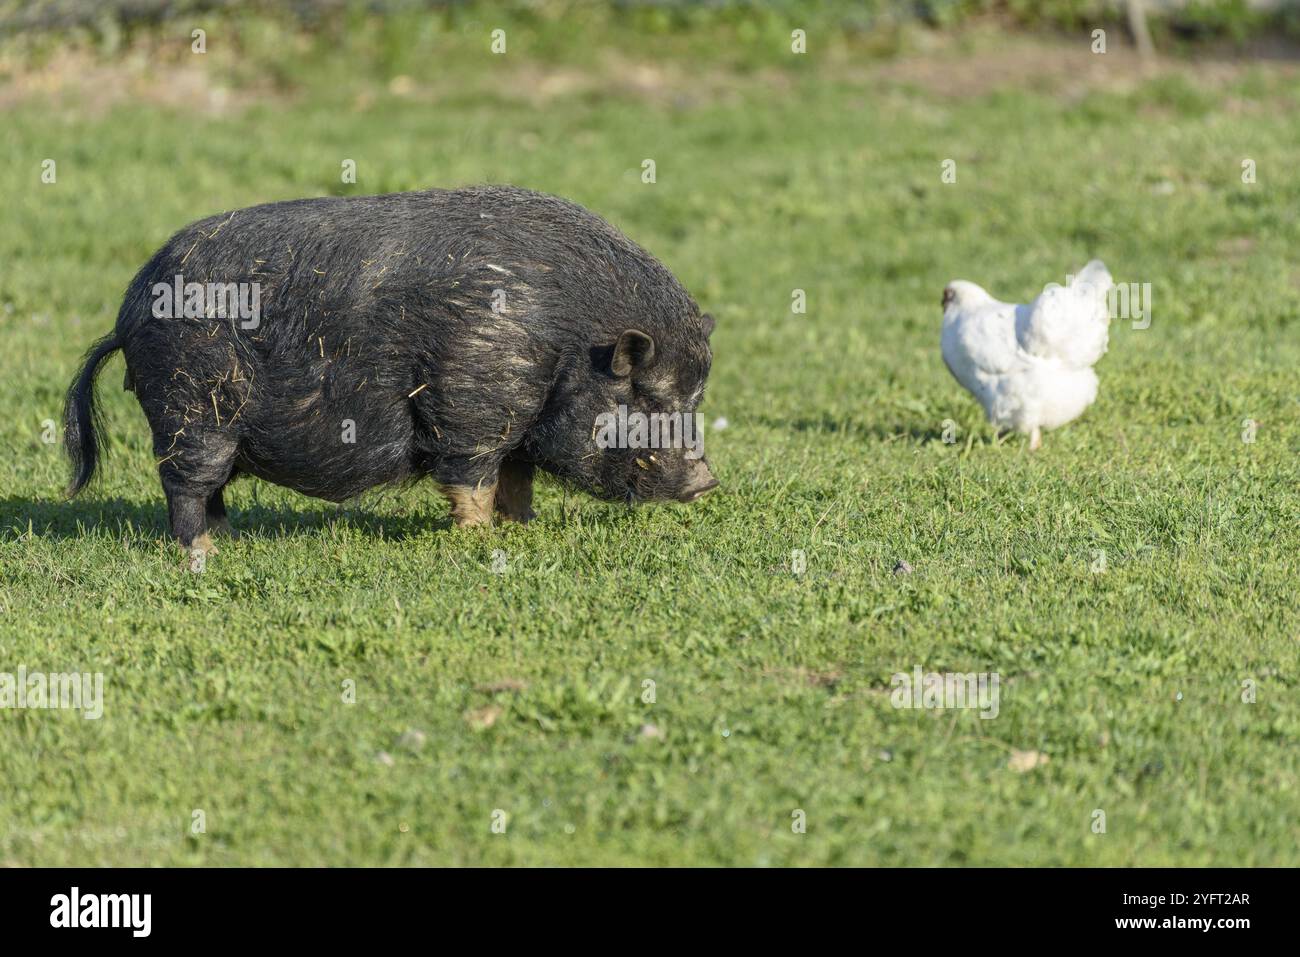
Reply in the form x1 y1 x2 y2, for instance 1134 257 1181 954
940 260 1113 450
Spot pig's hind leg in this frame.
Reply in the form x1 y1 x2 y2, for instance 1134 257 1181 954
158 430 240 561
167 487 216 567
206 485 239 539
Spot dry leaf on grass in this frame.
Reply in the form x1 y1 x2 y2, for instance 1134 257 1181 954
464 705 503 730
1008 749 1050 773
394 729 426 752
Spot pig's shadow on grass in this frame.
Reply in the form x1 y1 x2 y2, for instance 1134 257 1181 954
0 495 449 543
778 414 949 444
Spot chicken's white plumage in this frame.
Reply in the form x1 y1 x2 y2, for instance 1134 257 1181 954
941 260 1112 449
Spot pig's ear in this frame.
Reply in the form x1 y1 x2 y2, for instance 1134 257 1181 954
701 313 715 338
611 329 656 377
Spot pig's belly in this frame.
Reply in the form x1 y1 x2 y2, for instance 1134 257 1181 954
233 411 419 502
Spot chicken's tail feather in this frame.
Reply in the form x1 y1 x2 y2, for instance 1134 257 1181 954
1071 259 1113 302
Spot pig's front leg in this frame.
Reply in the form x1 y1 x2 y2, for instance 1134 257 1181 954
494 459 536 524
439 480 497 527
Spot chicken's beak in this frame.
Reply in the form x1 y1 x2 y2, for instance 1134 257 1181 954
941 287 956 309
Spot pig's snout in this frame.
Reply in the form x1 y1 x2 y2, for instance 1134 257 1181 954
677 459 719 503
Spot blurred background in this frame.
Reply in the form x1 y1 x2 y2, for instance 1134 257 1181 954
5 0 1300 45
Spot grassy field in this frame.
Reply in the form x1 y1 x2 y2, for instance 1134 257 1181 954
1 12 1298 866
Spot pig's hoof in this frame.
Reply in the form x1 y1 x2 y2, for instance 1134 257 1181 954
209 517 240 539
495 507 535 525
441 483 497 528
179 533 219 572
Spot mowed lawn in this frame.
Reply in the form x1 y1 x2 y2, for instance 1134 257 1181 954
1 18 1298 865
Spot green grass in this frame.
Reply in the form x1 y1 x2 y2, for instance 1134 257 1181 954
1 16 1298 865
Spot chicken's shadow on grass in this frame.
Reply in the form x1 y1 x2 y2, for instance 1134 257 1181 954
776 414 952 445
0 494 451 543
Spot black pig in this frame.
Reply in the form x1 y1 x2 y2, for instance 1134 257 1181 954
64 186 718 557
